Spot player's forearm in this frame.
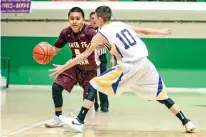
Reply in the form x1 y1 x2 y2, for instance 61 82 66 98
142 28 166 35
129 25 170 35
61 53 88 72
52 46 61 55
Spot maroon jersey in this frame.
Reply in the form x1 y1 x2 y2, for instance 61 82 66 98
54 24 98 70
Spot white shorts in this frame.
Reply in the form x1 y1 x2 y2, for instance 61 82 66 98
90 57 168 100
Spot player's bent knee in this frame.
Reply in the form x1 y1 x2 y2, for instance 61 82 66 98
86 84 97 102
52 83 64 108
158 98 175 109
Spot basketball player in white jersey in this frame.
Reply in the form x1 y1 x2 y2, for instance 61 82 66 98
90 11 112 112
49 6 195 133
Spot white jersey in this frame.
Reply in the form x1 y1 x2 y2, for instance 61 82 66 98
99 22 148 63
90 22 168 100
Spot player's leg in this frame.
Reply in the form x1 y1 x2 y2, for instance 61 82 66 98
157 97 195 133
45 68 77 128
99 92 109 112
94 65 100 112
45 83 64 128
79 70 97 119
94 92 99 112
59 84 97 132
78 66 123 121
132 57 195 133
59 67 124 132
151 64 195 132
78 69 97 99
77 84 97 122
155 74 195 132
153 68 195 132
99 60 109 112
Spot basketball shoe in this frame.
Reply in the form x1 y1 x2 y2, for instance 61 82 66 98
59 115 84 132
44 116 64 128
184 120 195 133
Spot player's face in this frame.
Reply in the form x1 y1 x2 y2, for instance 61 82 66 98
94 13 103 27
89 14 97 29
69 12 84 33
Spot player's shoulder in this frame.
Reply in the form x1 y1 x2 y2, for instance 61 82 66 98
60 26 72 35
102 22 125 30
82 24 97 38
113 21 127 27
83 24 96 32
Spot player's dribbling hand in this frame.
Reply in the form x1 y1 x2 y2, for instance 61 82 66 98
49 64 63 78
161 28 172 35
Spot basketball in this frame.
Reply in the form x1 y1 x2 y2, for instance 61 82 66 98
33 42 54 64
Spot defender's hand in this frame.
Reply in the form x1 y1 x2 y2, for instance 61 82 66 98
161 28 172 35
49 64 64 79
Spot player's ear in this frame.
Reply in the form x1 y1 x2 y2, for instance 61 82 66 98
99 17 104 23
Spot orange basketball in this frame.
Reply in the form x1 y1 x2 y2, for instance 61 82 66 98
33 42 54 64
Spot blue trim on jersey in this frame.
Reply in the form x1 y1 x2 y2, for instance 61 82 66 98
157 76 163 96
113 55 117 62
115 44 123 58
100 67 116 76
112 73 124 94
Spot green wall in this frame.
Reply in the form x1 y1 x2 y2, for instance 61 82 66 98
1 36 206 87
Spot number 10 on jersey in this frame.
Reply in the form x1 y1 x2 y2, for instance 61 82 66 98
116 29 137 50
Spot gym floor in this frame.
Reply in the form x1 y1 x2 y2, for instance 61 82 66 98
1 86 206 137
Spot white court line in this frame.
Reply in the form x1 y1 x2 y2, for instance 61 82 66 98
4 109 80 137
3 120 48 136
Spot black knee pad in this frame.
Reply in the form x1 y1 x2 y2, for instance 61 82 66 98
52 83 64 108
85 84 97 101
158 98 175 109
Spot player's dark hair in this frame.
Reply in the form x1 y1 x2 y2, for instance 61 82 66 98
68 7 85 18
95 6 112 22
90 12 95 17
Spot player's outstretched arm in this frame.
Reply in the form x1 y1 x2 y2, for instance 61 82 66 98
49 33 102 78
128 25 172 35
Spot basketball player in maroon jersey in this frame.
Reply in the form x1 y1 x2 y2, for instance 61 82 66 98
45 7 98 128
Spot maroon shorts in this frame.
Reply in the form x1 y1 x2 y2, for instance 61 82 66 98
54 66 97 98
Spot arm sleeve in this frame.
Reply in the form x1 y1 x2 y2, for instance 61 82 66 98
54 29 67 48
